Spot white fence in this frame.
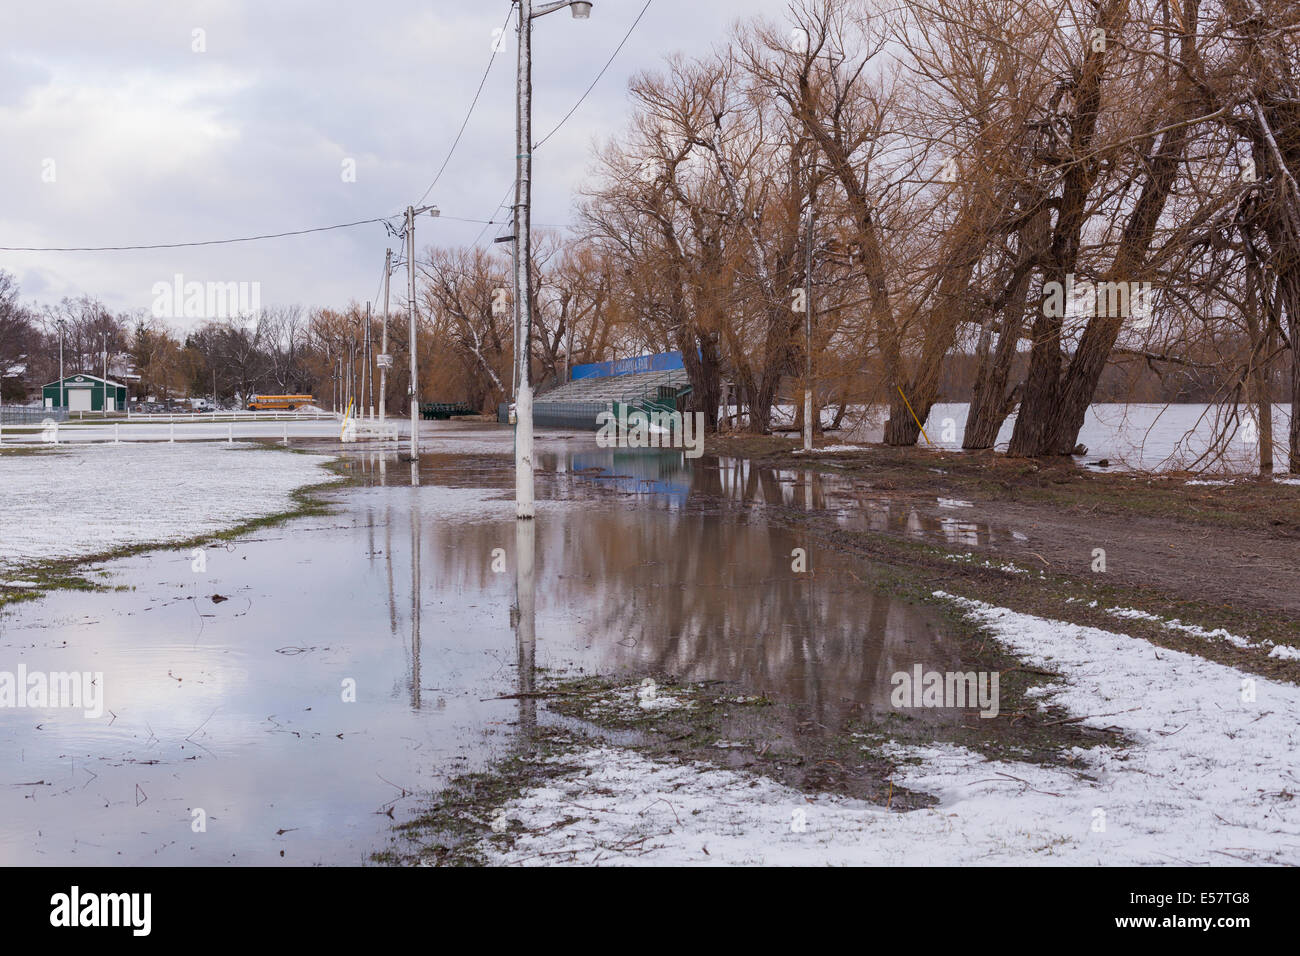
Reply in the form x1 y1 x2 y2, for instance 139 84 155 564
0 412 392 447
119 409 338 422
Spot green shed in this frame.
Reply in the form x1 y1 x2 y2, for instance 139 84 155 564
42 374 128 412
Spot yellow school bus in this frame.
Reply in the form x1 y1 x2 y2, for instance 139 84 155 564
247 394 314 411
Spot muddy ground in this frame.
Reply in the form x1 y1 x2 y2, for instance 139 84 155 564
709 437 1300 674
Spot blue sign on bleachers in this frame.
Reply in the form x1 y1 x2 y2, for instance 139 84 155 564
570 351 684 380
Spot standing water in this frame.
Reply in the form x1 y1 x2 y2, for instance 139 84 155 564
0 433 955 865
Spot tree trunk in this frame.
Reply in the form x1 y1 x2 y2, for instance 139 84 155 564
884 391 920 444
1006 305 1064 457
964 205 1047 449
965 304 1031 449
1285 270 1300 474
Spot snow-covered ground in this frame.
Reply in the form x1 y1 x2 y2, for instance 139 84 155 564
0 443 337 575
792 444 862 455
2 419 346 444
480 597 1300 865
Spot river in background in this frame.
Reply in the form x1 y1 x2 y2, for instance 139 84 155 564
789 402 1294 473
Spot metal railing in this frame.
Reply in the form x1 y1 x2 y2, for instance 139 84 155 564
0 406 68 424
499 401 613 430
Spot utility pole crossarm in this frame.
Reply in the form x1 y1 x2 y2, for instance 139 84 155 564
531 1 573 17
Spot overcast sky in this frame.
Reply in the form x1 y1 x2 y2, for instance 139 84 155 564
0 0 798 326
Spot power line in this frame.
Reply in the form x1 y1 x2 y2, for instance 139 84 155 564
451 1 656 252
3 0 607 257
472 181 519 246
532 0 653 151
414 2 516 207
0 207 567 254
0 215 400 253
370 253 390 318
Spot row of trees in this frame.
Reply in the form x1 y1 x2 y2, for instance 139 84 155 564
409 0 1300 472
5 0 1296 471
0 273 342 408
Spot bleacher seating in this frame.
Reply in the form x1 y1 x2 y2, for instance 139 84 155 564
536 368 691 406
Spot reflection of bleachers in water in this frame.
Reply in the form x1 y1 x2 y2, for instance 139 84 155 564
570 448 691 499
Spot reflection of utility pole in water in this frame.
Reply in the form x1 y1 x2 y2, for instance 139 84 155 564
385 499 397 637
410 491 422 710
794 526 822 727
513 518 537 734
366 490 377 577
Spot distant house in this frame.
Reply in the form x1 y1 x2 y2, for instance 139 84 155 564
42 373 128 412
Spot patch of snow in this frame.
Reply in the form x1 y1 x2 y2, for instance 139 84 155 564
792 444 860 455
575 683 693 719
943 553 1030 575
0 443 337 573
1104 606 1263 652
479 598 1300 865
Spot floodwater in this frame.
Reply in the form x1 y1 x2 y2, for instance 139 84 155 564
8 401 1295 475
838 402 1295 473
0 426 968 866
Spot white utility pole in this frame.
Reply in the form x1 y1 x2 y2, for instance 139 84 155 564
513 0 592 519
381 248 391 422
404 204 440 460
803 174 815 453
406 206 419 459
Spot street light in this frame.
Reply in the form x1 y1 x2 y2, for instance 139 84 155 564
380 248 394 423
803 163 815 453
403 203 439 461
57 321 65 409
513 0 593 520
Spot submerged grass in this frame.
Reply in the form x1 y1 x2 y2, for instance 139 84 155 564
384 575 1120 867
0 443 352 611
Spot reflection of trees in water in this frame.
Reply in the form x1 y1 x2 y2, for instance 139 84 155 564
699 458 835 513
389 448 949 736
545 506 948 733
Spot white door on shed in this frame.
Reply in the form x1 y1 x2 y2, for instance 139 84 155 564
68 388 92 411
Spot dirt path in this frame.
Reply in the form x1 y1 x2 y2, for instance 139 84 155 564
709 437 1300 666
933 493 1300 617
